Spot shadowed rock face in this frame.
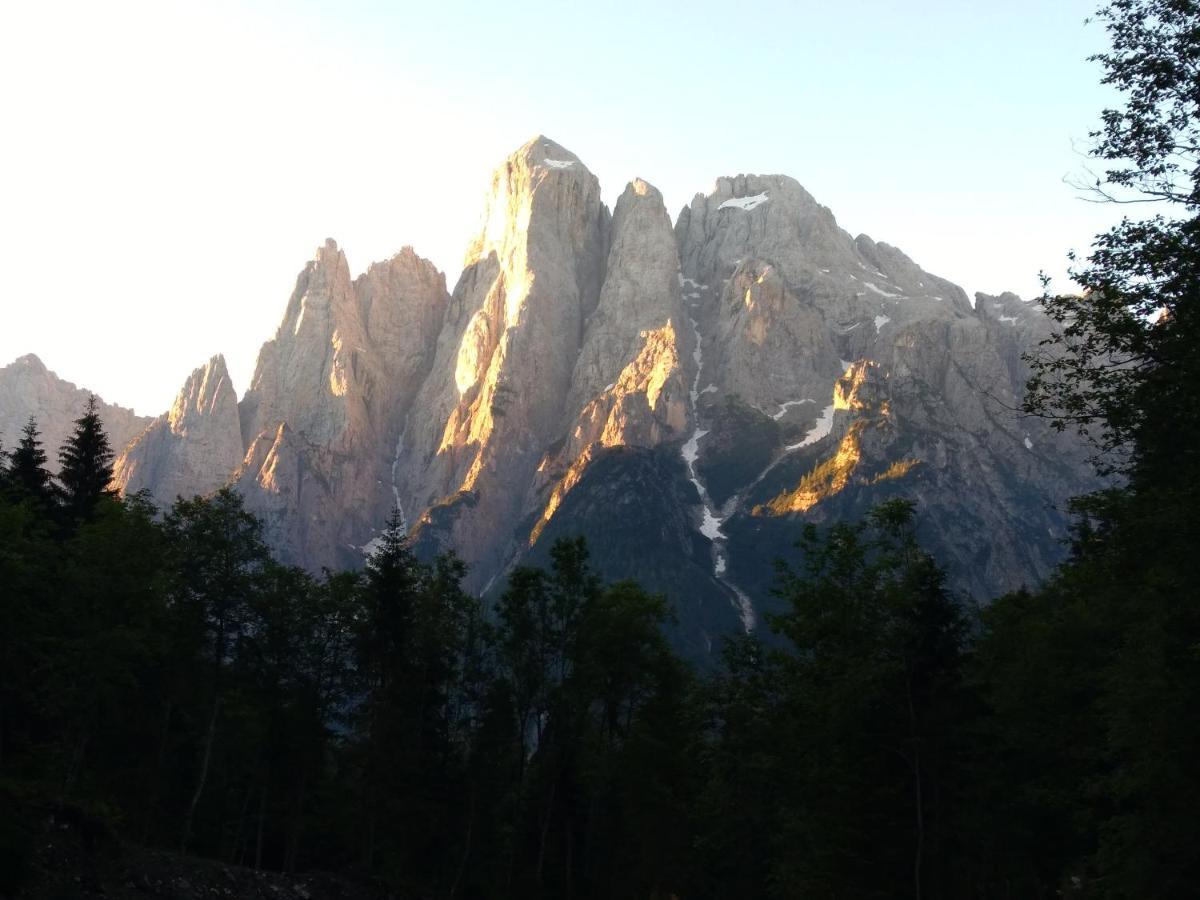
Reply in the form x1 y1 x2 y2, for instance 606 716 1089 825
2 137 1101 658
671 173 1097 618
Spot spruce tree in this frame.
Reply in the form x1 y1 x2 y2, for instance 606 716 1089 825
7 418 56 505
58 395 114 517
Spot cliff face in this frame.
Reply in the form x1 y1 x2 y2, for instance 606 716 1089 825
233 239 449 570
394 136 610 582
112 355 243 507
0 354 150 469
2 137 1100 657
669 175 1095 626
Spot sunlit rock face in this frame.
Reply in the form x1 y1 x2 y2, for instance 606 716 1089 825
0 135 1103 658
0 354 150 471
398 136 610 581
235 239 450 569
524 179 691 546
112 354 243 506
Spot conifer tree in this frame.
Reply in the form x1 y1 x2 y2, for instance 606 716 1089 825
7 418 56 505
58 395 114 517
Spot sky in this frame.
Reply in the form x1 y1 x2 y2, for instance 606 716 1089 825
0 0 1124 415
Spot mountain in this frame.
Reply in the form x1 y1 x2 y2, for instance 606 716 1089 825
0 136 1099 656
0 354 150 468
112 354 243 506
234 239 449 571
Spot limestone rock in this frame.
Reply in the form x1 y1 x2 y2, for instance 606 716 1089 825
0 138 1104 659
0 354 150 471
671 173 1098 608
112 354 243 507
400 136 609 582
236 238 449 570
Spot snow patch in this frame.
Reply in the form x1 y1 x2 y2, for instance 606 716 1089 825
863 281 902 299
1024 436 1034 450
772 398 817 420
681 428 708 465
698 507 724 540
680 308 755 630
701 384 718 395
719 192 769 211
874 314 891 330
998 315 1020 325
543 158 574 169
785 404 836 451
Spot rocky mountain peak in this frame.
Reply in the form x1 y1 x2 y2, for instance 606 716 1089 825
12 353 48 373
514 134 583 169
112 354 243 508
167 354 236 433
976 290 1042 331
2 139 1102 658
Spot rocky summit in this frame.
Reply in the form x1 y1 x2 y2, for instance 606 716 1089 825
1 136 1099 656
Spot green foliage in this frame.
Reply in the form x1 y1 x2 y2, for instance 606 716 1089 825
5 418 56 506
6 4 1198 897
57 395 115 518
724 500 976 899
1026 0 1200 466
1005 1 1200 895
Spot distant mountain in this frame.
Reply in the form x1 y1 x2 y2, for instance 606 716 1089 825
0 354 150 469
1 136 1099 656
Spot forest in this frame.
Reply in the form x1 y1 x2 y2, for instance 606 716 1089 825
3 1 1200 897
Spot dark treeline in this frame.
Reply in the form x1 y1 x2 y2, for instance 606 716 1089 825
1 386 1196 899
4 1 1200 897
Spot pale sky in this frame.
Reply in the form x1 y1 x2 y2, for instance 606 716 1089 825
0 0 1122 415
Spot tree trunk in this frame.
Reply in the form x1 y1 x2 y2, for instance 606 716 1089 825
61 727 90 799
535 775 558 893
906 673 924 900
449 791 475 900
564 814 574 900
255 785 266 870
284 773 307 874
140 701 173 845
229 779 255 865
181 696 221 852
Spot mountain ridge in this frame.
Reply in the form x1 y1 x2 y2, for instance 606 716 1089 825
0 135 1094 655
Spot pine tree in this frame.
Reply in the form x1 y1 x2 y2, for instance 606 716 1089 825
7 418 56 505
58 395 114 517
